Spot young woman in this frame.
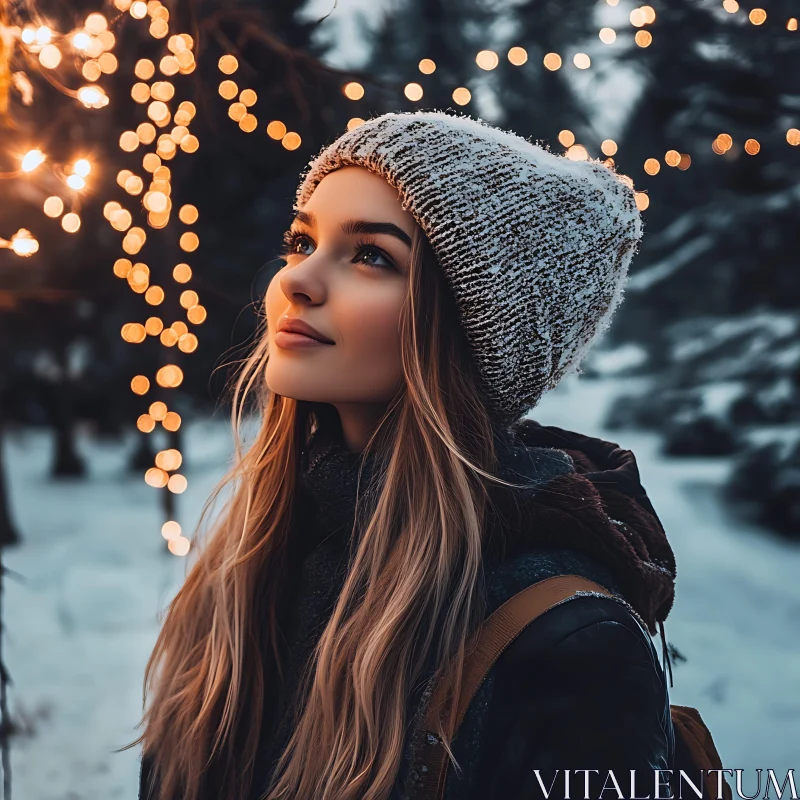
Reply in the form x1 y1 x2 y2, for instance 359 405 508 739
132 111 678 800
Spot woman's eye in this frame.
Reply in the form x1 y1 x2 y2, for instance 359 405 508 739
355 246 394 270
293 235 315 256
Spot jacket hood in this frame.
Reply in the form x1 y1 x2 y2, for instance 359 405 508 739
498 419 677 641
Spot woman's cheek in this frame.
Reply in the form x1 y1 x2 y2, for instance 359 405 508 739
340 287 404 363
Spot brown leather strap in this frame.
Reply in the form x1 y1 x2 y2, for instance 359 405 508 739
415 574 613 800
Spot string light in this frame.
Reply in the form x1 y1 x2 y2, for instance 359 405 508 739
343 81 365 100
131 375 150 395
644 158 660 175
566 144 589 161
744 138 760 155
100 11 202 556
558 130 576 147
282 132 302 150
267 120 287 139
0 229 39 256
573 53 591 69
475 50 499 70
507 47 528 65
543 53 562 71
599 28 617 44
404 83 423 101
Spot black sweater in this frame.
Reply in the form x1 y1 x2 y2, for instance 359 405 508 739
139 419 676 800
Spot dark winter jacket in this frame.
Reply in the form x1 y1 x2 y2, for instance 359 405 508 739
139 417 677 800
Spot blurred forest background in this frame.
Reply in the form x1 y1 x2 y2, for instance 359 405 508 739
2 0 799 550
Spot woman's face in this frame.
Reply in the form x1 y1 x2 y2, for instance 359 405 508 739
265 166 418 416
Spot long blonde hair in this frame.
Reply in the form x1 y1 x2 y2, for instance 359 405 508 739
126 224 524 800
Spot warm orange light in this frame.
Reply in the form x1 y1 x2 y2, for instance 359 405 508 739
167 474 188 494
155 448 182 471
149 401 167 420
240 88 257 106
179 290 199 308
145 286 165 305
219 54 238 74
178 333 198 353
180 232 199 252
475 50 499 70
558 130 575 147
343 82 364 100
44 196 64 218
145 467 169 488
599 28 616 44
573 53 591 69
282 132 302 151
168 536 191 556
131 376 150 398
62 213 81 233
160 328 179 347
267 120 287 140
121 323 147 343
644 158 660 175
186 305 207 325
161 520 181 540
179 205 199 224
145 317 164 336
173 263 192 283
404 83 423 101
507 47 528 65
601 139 618 156
156 365 184 388
566 144 589 161
543 53 562 71
219 80 238 100
137 414 156 433
163 411 182 431
744 138 760 155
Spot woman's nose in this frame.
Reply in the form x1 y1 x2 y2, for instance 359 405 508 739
279 255 327 304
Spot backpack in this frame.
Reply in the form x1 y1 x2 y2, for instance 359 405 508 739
413 575 731 800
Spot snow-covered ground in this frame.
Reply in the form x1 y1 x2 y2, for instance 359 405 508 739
4 375 799 799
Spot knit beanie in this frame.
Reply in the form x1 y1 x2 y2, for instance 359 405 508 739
295 111 644 425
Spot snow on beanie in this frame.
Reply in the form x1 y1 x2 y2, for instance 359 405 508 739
295 110 644 425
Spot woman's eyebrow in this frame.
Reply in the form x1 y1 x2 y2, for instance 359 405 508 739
341 219 412 248
290 211 412 249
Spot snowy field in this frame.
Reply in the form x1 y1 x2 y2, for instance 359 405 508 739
4 375 799 799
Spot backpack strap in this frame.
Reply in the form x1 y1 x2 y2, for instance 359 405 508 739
415 574 614 800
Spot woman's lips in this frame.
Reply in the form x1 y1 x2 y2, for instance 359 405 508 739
274 331 335 349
